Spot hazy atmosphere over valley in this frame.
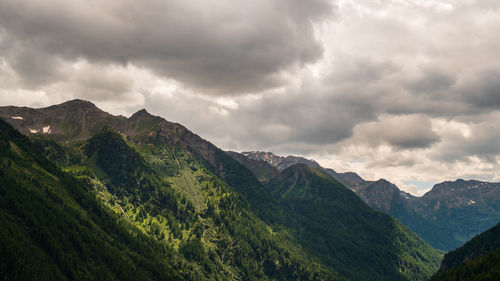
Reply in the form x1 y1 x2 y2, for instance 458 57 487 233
2 0 500 195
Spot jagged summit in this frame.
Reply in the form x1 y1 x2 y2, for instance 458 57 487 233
242 151 322 171
129 108 154 119
235 150 364 188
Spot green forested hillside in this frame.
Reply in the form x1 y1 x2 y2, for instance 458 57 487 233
229 150 500 252
0 100 443 281
431 223 500 281
267 164 442 281
0 119 179 281
76 128 339 280
1 121 340 280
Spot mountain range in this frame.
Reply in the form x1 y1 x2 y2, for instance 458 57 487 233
230 151 500 251
0 100 442 281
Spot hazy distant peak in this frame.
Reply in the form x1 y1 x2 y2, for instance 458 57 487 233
242 151 284 166
241 151 321 171
236 150 365 188
429 179 487 192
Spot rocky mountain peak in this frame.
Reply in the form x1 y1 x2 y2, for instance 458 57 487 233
130 108 154 120
242 151 284 166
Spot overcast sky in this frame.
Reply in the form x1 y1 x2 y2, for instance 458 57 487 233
1 0 500 195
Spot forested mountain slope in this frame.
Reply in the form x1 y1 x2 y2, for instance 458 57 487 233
0 118 179 280
431 222 500 281
266 164 442 281
0 100 442 280
229 151 500 251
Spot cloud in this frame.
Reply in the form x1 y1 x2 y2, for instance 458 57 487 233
2 0 500 195
405 66 456 94
461 69 500 109
352 114 440 150
0 0 331 94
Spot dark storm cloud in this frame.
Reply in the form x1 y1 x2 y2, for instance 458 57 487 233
2 0 500 191
235 77 384 146
405 67 456 94
0 0 331 94
352 115 440 150
461 69 500 109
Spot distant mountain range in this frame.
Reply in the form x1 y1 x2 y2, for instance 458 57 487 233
227 151 365 187
0 100 442 281
230 151 500 251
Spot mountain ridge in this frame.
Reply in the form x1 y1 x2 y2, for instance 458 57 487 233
0 100 442 281
234 150 364 188
230 150 500 251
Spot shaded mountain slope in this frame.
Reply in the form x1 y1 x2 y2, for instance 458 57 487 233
1 119 340 281
352 180 458 251
1 100 443 281
413 180 500 250
226 151 279 183
0 118 179 281
431 223 500 281
330 176 500 251
266 164 442 281
230 150 500 251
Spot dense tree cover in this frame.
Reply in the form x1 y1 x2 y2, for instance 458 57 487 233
65 128 342 280
431 249 500 281
0 119 179 281
431 223 500 281
1 106 443 281
266 164 442 281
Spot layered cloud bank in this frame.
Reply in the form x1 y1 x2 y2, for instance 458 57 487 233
1 0 500 194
